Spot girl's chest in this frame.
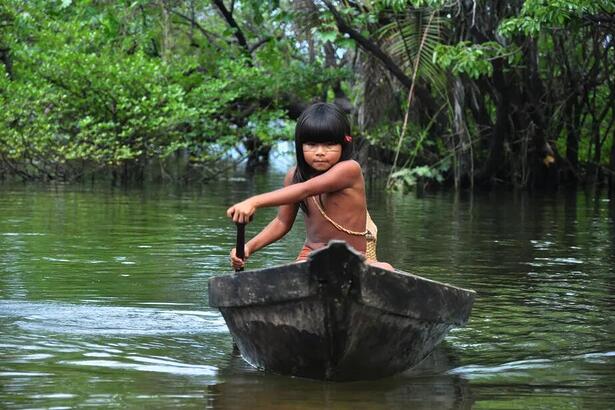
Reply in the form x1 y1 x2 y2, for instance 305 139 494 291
306 192 365 227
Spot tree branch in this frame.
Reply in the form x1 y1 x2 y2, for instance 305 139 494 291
321 0 413 89
212 0 252 63
170 9 220 45
248 36 278 53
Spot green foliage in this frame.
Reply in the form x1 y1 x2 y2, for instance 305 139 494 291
387 0 614 188
377 9 449 95
1 0 613 188
498 0 615 37
0 0 343 181
433 41 511 79
377 0 449 11
388 162 448 191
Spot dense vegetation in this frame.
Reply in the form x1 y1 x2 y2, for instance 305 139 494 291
1 0 613 191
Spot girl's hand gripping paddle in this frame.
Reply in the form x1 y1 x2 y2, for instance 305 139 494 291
235 223 246 272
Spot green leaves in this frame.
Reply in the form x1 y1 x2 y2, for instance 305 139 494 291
497 0 612 37
377 0 449 12
0 0 343 180
316 29 338 43
433 41 508 79
389 164 446 191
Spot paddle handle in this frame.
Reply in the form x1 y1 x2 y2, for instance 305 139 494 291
235 223 246 272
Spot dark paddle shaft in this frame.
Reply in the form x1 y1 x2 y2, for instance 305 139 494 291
235 223 246 272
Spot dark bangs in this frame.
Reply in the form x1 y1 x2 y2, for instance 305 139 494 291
292 102 354 214
295 103 348 144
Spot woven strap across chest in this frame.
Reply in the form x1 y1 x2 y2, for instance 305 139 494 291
311 196 368 236
310 196 378 261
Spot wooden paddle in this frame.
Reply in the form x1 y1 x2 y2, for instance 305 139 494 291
232 222 246 355
235 222 246 272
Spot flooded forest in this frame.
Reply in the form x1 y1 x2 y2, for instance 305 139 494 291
1 1 613 191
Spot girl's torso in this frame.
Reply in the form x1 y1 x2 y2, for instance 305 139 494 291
302 167 367 253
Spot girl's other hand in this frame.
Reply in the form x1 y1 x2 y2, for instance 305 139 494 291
230 246 251 270
226 199 256 224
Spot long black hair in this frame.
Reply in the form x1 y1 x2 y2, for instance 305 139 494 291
292 102 354 213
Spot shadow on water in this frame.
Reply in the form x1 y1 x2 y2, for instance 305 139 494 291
206 346 473 410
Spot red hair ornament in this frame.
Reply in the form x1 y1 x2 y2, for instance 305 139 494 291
344 135 353 143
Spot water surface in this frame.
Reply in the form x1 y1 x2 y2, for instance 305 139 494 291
1 166 614 409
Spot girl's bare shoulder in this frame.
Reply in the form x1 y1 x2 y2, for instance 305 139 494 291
331 159 362 173
328 160 363 182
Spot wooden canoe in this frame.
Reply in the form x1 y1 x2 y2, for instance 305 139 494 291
208 241 475 381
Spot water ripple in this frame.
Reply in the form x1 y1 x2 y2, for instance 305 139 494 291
61 357 216 376
0 300 227 336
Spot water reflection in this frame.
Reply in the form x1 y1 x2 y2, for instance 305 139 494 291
208 347 473 410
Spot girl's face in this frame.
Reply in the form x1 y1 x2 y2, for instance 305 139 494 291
302 142 342 172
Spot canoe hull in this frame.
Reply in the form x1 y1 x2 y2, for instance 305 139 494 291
221 300 454 380
209 241 475 381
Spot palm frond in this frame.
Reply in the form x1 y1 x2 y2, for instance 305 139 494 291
376 9 449 94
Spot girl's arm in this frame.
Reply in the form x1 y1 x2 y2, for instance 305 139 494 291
246 168 299 253
230 170 299 269
227 160 361 223
245 202 298 254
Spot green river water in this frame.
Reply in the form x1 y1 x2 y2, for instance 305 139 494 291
1 156 614 409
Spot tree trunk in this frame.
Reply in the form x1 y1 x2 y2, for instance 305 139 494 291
0 47 13 80
477 60 510 186
324 42 354 114
452 76 472 189
159 0 171 61
565 100 580 184
610 129 615 195
357 54 402 132
523 38 550 189
245 138 271 170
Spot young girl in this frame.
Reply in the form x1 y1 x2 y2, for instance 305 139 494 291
227 102 393 271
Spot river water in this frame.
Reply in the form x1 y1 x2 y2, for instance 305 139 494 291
1 159 614 408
